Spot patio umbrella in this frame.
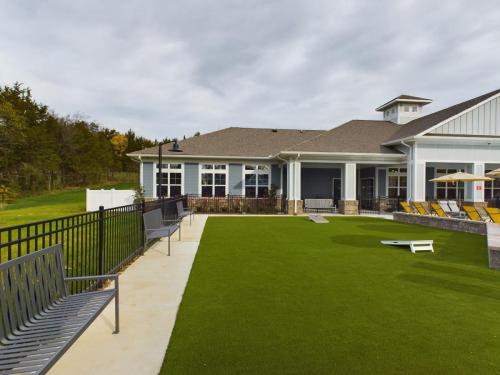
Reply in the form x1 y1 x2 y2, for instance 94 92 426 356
430 171 493 183
486 168 500 178
430 172 493 206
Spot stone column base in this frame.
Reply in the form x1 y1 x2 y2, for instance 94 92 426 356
287 200 304 215
339 200 359 215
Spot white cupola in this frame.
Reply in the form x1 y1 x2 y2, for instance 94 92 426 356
376 95 432 124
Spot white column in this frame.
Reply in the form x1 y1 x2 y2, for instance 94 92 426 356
295 161 301 200
465 163 485 202
410 162 426 201
287 159 295 200
342 163 357 200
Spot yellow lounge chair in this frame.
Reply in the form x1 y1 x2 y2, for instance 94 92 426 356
431 202 448 218
400 201 413 214
485 207 500 224
463 205 483 221
413 202 430 215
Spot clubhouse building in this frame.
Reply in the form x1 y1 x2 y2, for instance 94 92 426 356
129 89 500 214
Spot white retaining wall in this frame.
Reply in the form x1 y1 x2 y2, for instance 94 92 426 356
86 189 135 211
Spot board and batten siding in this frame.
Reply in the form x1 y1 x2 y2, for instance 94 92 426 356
142 162 154 197
271 164 281 191
184 163 199 195
228 164 243 195
429 95 500 136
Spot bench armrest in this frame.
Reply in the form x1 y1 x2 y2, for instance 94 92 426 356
65 274 119 290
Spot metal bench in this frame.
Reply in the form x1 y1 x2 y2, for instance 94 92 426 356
304 199 335 213
0 244 119 375
143 208 180 256
176 201 194 225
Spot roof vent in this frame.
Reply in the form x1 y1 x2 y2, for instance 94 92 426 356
169 139 182 152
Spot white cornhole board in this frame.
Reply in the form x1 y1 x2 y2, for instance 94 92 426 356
308 215 329 223
380 240 434 254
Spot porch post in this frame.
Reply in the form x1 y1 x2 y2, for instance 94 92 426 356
465 163 485 207
339 163 358 215
287 159 303 215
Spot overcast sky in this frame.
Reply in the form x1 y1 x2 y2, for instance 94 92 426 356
1 0 500 140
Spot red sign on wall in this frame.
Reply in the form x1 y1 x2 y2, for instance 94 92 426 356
476 185 482 191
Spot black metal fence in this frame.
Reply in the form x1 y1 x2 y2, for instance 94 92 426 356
185 194 287 214
0 196 183 293
358 196 403 214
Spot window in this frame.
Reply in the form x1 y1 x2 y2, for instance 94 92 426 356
485 170 500 201
156 163 183 197
244 165 270 197
387 167 407 199
201 164 227 197
412 106 418 112
403 105 409 112
434 168 464 200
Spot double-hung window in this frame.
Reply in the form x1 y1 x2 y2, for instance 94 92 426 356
156 163 183 197
201 164 227 197
244 165 270 197
387 167 407 198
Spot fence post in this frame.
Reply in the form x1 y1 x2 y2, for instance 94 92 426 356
98 206 105 286
141 199 146 254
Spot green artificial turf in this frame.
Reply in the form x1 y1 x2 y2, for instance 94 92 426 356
161 216 500 375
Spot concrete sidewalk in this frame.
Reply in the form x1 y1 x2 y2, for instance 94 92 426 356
50 215 208 375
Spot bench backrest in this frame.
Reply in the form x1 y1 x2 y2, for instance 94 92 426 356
0 244 68 341
176 201 185 215
304 199 334 209
143 208 163 231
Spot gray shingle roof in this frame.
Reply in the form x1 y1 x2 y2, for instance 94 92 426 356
376 94 432 111
286 120 402 154
129 127 325 158
384 89 500 144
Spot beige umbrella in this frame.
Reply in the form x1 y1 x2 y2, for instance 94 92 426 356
486 168 500 178
430 171 493 183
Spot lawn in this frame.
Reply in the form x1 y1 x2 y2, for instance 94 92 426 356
0 182 136 227
161 216 500 375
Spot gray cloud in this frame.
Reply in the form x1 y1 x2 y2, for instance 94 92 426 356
1 0 499 139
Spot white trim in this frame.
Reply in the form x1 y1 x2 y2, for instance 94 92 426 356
376 98 432 111
415 92 500 137
156 162 184 198
242 163 272 197
199 163 228 197
127 153 271 160
384 92 500 145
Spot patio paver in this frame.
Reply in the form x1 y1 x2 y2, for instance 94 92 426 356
49 215 208 375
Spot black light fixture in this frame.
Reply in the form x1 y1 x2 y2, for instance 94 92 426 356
169 139 182 152
157 142 163 198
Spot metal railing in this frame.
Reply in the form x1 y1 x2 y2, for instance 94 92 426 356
358 196 404 214
0 196 183 293
185 194 287 214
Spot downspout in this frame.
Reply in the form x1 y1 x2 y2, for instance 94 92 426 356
401 140 411 202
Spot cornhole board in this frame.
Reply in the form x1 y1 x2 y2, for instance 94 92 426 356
380 240 434 253
308 215 329 223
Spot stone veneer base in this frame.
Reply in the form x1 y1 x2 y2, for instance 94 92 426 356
339 200 359 215
393 212 486 235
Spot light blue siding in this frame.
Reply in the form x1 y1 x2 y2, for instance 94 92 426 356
425 167 435 200
142 162 154 197
377 168 387 196
229 164 243 195
184 163 199 195
271 164 281 190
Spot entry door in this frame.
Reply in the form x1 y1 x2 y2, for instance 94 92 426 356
360 178 374 209
332 178 341 206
